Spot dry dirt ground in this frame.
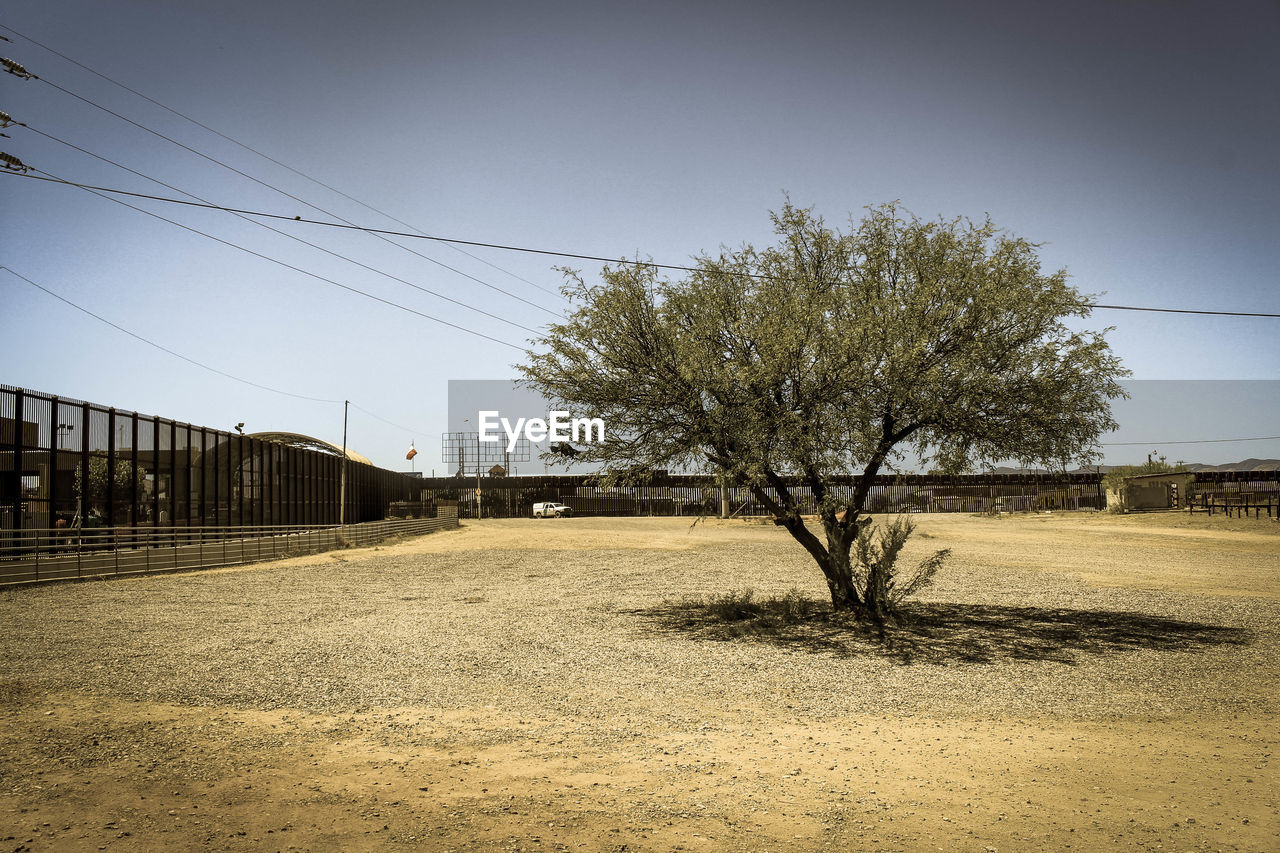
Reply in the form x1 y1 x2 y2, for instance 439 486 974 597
1 512 1277 852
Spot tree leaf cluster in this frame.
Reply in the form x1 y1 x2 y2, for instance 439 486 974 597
520 201 1129 618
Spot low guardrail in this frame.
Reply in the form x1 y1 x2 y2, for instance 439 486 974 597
0 513 458 586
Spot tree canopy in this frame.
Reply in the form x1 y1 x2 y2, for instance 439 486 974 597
520 202 1129 619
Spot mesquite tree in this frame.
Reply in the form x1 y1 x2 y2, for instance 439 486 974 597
520 203 1128 621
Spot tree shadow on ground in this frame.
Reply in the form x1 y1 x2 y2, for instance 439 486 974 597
630 594 1252 665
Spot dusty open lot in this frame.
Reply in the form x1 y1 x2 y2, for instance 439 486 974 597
1 512 1277 851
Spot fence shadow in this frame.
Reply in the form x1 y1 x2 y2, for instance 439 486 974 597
631 597 1252 665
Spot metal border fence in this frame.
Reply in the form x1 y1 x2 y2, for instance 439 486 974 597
416 470 1280 519
417 472 1112 519
1189 496 1279 519
1190 472 1280 504
1187 473 1280 518
1 385 428 536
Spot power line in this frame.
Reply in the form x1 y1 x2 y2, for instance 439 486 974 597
30 72 561 317
6 172 689 274
1089 304 1280 318
2 265 343 403
5 265 442 442
21 124 544 334
7 172 1279 320
348 402 421 435
0 22 563 300
1100 432 1280 445
7 28 1276 321
7 266 1275 454
35 168 530 351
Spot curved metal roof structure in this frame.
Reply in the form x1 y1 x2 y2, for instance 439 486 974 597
248 432 373 466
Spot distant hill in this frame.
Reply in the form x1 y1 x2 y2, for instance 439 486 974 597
1181 458 1280 473
986 466 1107 475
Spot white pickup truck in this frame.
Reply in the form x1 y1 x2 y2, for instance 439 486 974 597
531 502 573 518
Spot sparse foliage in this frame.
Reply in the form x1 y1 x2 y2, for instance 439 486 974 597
701 588 816 634
1101 453 1188 494
706 588 762 622
854 517 950 607
520 202 1128 621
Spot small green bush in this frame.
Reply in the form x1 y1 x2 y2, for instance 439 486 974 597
703 588 817 628
1100 455 1187 494
706 588 759 621
854 516 951 607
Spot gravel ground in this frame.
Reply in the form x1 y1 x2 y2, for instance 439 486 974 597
1 513 1276 852
0 515 1274 723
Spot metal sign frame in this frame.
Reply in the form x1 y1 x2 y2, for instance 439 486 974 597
441 432 531 476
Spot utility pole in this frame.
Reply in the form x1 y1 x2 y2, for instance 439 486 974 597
339 400 349 525
719 470 729 519
476 424 483 519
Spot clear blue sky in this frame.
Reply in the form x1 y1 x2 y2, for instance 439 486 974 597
3 0 1277 472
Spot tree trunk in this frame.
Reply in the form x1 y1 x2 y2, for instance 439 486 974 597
819 520 862 612
820 512 893 622
844 511 891 624
860 573 890 622
768 511 861 613
746 481 876 619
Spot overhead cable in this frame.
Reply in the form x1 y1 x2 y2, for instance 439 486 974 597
35 169 529 351
6 267 1274 453
22 124 543 333
2 265 343 403
0 22 563 299
7 172 1279 320
6 265 445 442
348 402 422 435
1101 436 1280 446
32 73 561 316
